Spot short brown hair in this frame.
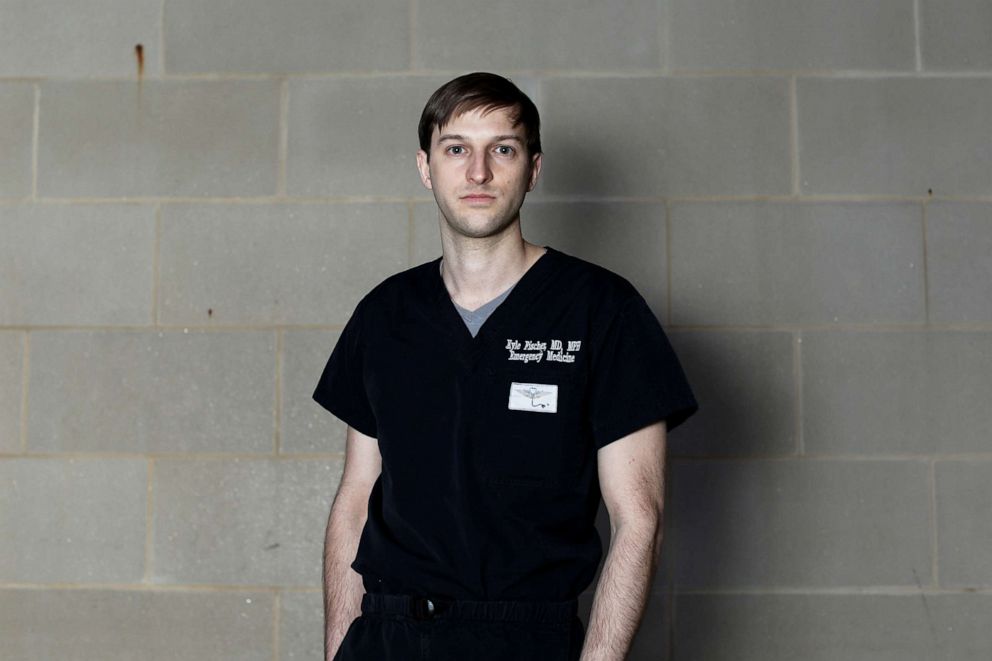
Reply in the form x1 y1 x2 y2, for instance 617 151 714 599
418 72 542 160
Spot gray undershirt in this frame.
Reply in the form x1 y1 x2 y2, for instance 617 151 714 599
442 261 517 337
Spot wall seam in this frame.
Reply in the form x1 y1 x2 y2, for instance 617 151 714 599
409 0 418 70
274 330 283 455
16 193 986 204
930 459 940 587
20 331 30 454
794 332 804 455
31 83 39 199
273 590 282 661
277 78 289 197
7 70 992 83
659 0 670 75
668 586 991 596
790 75 801 195
3 582 990 596
159 0 166 76
664 199 673 326
153 204 161 326
0 452 346 461
6 321 992 333
914 0 923 72
15 449 992 461
921 201 931 325
144 458 155 583
11 194 992 205
0 582 286 593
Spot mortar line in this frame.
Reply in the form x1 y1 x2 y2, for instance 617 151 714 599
671 454 937 463
669 586 992 596
929 459 940 587
5 321 992 333
9 70 992 83
0 323 344 332
159 0 167 76
913 0 923 72
794 331 804 455
667 69 992 79
664 199 673 326
0 582 285 593
0 451 346 461
277 78 289 197
789 75 801 195
20 332 30 454
6 581 992 596
6 321 992 334
409 0 418 70
274 329 283 455
31 84 39 200
273 590 282 661
921 201 931 325
62 196 430 205
12 193 992 204
144 458 155 583
153 204 161 326
658 0 670 75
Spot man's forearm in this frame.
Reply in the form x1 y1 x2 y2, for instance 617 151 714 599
580 521 662 661
323 489 368 661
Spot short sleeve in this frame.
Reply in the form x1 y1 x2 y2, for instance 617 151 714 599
312 301 378 439
588 295 698 449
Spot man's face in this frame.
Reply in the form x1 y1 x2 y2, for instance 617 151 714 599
416 106 542 241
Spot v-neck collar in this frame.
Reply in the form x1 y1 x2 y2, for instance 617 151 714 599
431 246 558 350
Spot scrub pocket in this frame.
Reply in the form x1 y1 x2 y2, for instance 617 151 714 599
479 364 585 487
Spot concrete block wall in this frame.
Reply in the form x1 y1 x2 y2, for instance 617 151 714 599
1 1 990 659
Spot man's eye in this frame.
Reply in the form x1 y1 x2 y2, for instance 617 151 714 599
495 145 515 156
447 146 465 155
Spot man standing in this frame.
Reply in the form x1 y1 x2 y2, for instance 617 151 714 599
313 72 697 660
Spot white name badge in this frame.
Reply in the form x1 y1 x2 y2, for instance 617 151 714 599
508 382 558 413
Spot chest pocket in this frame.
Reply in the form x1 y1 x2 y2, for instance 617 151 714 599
474 363 587 488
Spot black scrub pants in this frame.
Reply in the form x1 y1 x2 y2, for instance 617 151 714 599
332 593 585 661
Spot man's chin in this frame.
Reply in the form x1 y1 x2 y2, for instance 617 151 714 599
444 217 518 241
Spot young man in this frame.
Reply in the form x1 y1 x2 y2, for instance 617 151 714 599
313 72 698 661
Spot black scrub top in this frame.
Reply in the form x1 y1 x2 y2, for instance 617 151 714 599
313 246 698 602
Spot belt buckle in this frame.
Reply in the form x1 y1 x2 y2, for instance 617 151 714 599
410 596 436 620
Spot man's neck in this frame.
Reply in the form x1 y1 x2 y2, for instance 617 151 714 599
439 230 545 311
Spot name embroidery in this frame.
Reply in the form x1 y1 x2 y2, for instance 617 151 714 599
505 338 582 364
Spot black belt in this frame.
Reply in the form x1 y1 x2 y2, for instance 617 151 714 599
361 593 578 624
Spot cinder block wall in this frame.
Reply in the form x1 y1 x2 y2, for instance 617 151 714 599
2 1 991 659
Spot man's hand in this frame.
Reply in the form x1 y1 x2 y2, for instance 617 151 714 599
323 425 381 661
580 420 666 661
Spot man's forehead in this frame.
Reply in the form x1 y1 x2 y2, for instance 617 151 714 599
432 106 524 142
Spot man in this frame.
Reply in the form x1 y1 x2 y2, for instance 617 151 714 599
313 72 697 661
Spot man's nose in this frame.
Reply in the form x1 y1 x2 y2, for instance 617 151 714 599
466 152 492 185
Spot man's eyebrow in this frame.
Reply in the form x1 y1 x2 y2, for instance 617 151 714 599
437 133 524 144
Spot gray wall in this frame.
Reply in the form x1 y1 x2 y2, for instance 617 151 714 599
2 1 991 659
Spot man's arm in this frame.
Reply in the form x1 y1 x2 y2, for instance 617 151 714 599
323 424 381 661
581 420 667 661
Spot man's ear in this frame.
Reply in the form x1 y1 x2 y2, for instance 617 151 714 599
416 149 433 190
527 152 543 192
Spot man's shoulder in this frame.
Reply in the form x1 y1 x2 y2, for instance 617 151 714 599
350 257 441 315
546 247 643 309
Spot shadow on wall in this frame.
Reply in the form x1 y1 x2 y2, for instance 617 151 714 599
517 153 773 657
537 139 627 200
